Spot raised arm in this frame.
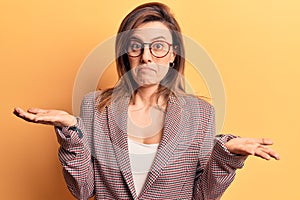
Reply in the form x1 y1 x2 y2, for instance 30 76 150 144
193 105 247 200
14 93 97 199
193 104 280 200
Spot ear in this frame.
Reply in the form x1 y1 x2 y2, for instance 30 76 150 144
170 49 176 63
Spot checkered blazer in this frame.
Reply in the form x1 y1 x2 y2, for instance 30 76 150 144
55 91 246 200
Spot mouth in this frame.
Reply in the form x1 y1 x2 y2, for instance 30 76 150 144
138 66 157 73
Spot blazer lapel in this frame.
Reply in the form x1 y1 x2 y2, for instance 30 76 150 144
141 95 186 196
107 94 187 198
107 96 138 198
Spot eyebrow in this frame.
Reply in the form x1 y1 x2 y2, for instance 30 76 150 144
129 35 168 42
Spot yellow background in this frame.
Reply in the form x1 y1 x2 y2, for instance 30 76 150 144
1 0 299 199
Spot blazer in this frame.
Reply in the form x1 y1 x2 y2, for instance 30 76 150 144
55 91 246 200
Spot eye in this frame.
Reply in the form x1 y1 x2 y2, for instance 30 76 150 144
129 41 142 51
153 43 163 49
151 41 167 51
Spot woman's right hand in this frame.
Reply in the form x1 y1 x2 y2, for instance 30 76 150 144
13 107 77 128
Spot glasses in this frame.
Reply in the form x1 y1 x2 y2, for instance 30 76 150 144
127 40 172 58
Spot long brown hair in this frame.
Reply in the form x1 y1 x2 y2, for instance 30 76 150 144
98 2 186 111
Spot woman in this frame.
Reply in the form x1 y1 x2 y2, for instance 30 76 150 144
14 2 279 200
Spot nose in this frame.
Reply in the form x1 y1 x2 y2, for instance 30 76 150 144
140 45 152 64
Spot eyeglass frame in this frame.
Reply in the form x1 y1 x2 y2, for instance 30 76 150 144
126 40 173 58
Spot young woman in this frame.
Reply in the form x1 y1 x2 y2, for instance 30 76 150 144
14 2 279 200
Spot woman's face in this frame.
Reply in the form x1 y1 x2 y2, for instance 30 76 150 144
127 21 176 87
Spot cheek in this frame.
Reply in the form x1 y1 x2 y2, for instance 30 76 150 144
158 64 169 74
128 58 139 69
155 55 173 66
157 65 169 80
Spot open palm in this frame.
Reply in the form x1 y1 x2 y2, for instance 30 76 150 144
14 107 76 127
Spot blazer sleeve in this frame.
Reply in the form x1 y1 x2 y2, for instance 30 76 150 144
193 104 247 200
55 92 97 200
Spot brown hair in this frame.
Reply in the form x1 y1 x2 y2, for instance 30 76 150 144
97 2 186 111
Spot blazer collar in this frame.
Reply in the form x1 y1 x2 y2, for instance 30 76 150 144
141 95 187 197
107 94 186 198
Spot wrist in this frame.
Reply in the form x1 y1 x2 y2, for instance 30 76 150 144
58 115 77 128
67 116 77 127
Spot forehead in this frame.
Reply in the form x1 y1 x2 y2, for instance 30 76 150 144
131 21 172 42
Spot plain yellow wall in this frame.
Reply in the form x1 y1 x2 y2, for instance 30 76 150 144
1 0 299 199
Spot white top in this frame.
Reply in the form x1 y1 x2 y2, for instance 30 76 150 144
127 138 159 196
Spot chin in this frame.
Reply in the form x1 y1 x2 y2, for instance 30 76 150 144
137 80 160 88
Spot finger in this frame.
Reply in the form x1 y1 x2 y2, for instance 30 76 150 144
268 151 280 160
14 107 44 120
14 108 43 122
261 146 280 160
13 107 25 116
273 153 280 160
14 107 30 118
234 145 255 156
27 108 48 114
255 149 271 160
16 112 38 123
254 138 273 145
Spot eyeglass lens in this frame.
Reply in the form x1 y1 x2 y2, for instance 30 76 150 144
127 40 171 58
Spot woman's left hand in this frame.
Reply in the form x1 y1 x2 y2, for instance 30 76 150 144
225 137 280 160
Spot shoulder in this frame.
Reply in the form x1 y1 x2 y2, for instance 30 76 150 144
79 90 103 117
83 90 102 101
180 95 214 113
81 90 103 108
176 95 215 131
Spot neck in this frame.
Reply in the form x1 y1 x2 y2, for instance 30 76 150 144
131 84 161 108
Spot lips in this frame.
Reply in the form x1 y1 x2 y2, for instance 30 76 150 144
138 66 157 73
